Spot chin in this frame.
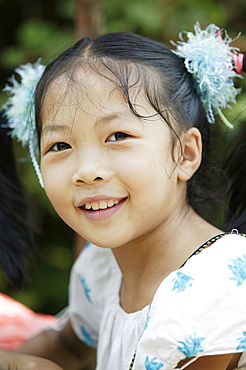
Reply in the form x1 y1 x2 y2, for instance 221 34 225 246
84 236 126 250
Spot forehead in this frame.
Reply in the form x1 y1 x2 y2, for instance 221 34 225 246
41 66 157 125
42 69 136 119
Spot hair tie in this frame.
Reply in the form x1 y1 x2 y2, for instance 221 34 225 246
171 22 244 129
2 61 45 188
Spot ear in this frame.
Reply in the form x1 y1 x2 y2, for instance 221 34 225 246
177 127 202 182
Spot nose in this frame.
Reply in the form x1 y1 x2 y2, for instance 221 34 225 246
71 149 113 185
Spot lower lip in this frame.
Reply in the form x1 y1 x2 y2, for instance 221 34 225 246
79 198 127 221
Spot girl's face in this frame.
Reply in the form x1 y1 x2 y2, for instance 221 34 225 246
40 70 188 249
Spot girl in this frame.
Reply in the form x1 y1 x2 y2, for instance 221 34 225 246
4 24 246 370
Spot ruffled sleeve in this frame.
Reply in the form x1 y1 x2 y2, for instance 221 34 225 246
134 234 246 369
68 244 119 348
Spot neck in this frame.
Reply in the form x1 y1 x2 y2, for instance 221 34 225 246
112 205 221 313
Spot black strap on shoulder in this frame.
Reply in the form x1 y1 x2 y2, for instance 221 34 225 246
180 231 246 268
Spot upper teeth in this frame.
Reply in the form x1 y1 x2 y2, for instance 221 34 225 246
83 200 119 211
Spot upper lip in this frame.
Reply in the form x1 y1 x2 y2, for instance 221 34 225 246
77 195 127 207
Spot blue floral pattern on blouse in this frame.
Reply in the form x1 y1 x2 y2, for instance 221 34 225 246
78 273 92 303
177 333 205 358
144 304 152 330
237 331 246 351
68 235 246 369
80 325 95 347
172 272 194 293
144 356 164 369
228 255 246 286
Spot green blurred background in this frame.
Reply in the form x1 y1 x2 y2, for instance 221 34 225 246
0 0 246 315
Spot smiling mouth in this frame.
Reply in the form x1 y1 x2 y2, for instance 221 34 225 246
82 199 120 211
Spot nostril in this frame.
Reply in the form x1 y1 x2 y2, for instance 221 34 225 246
72 166 113 185
73 175 104 185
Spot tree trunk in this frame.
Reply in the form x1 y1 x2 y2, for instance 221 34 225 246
74 0 105 39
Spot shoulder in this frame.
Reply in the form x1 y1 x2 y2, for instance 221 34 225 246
134 233 246 369
188 232 246 266
173 232 246 290
151 233 246 304
152 232 246 310
211 232 246 251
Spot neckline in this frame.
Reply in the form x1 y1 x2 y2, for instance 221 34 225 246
179 232 227 268
116 232 231 316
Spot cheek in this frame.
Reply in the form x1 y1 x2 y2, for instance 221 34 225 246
44 184 72 227
43 182 62 211
41 165 66 208
122 152 173 203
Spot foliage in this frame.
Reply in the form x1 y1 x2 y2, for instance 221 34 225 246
0 0 245 314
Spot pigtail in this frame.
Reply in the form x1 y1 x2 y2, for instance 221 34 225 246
222 123 246 233
0 110 35 288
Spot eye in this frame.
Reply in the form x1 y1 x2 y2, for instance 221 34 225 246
48 142 71 152
107 132 130 142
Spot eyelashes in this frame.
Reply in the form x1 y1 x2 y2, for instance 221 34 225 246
48 142 71 152
43 131 132 155
47 132 130 151
106 132 130 142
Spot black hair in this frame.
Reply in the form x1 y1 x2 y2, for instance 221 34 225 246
0 110 35 288
34 32 241 227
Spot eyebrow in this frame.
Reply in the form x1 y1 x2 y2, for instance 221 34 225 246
41 111 132 137
41 124 70 137
94 112 128 126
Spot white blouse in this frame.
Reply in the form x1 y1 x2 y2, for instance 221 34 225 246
66 233 246 370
